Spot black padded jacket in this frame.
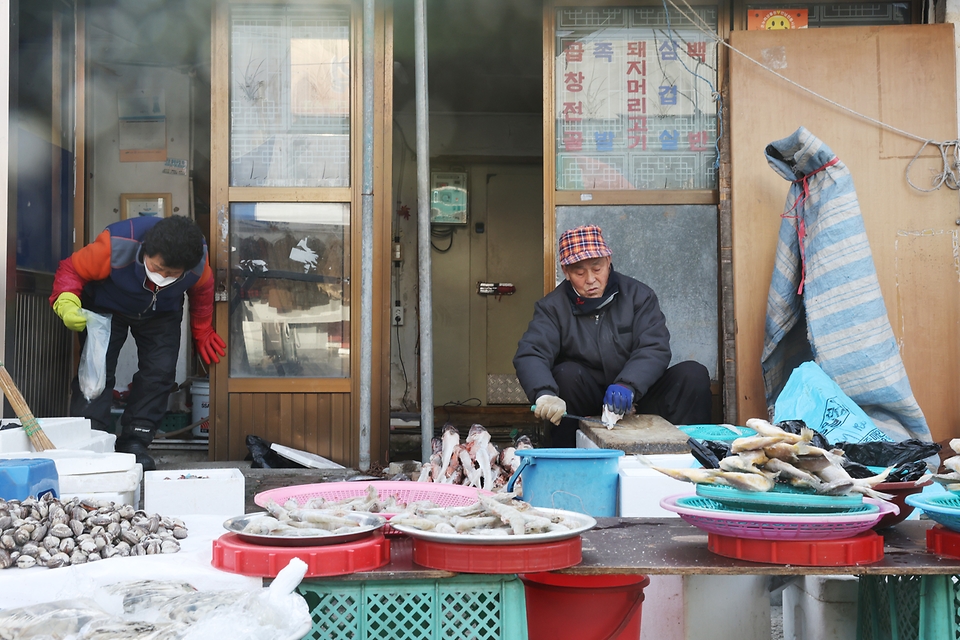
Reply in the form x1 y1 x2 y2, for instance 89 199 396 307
513 271 672 402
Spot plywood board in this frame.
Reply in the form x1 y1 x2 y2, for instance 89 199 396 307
729 24 960 441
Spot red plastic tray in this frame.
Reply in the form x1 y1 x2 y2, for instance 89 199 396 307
412 536 582 574
708 530 884 566
926 525 960 559
211 531 390 577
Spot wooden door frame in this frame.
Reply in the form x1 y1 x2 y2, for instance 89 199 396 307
208 0 392 464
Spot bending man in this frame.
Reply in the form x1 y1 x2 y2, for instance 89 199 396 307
50 215 225 470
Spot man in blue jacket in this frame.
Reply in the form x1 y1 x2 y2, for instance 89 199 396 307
513 225 711 447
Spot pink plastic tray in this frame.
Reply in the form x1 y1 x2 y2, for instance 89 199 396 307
660 494 898 541
254 481 492 535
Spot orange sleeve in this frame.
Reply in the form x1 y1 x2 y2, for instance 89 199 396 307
70 230 113 281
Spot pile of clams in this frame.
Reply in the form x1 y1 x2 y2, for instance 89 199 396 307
0 493 188 569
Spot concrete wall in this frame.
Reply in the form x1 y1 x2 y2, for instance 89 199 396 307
389 108 542 411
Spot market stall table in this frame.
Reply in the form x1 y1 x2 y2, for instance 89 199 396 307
306 517 960 580
564 518 960 575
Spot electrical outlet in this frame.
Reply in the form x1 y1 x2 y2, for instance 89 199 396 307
392 305 403 326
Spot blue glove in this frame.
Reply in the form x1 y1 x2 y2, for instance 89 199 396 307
603 384 634 415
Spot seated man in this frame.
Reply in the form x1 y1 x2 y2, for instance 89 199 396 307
513 225 712 447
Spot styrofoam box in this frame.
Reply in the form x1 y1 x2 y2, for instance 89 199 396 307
61 490 139 510
0 451 135 476
782 575 859 640
144 468 245 518
0 418 115 453
59 465 142 494
619 453 697 517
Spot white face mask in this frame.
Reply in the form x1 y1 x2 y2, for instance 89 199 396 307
146 268 178 287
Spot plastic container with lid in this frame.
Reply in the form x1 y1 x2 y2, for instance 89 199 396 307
0 458 59 501
190 379 210 438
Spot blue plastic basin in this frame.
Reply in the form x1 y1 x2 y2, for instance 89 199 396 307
507 448 624 516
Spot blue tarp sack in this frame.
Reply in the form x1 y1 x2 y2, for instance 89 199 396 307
761 127 931 443
773 361 892 444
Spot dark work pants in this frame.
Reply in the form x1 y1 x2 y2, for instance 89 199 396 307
548 360 713 447
71 309 182 447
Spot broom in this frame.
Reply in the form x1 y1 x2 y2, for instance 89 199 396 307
0 362 56 451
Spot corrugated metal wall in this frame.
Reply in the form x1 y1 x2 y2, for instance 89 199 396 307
8 289 72 417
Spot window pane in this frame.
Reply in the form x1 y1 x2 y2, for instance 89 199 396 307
229 203 350 378
230 4 350 187
556 6 719 190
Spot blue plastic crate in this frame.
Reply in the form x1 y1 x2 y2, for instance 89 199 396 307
297 574 527 640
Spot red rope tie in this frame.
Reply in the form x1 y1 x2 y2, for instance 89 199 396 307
781 157 839 295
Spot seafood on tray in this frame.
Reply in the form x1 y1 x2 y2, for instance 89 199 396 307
389 493 584 537
930 438 960 492
244 501 381 538
651 418 894 499
289 483 427 514
416 423 531 491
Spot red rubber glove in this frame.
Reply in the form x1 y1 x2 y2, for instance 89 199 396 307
191 316 226 364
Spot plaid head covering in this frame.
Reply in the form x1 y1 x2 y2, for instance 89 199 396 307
558 225 612 266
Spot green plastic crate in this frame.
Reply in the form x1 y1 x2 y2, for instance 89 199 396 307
858 575 960 640
158 412 190 433
297 574 528 640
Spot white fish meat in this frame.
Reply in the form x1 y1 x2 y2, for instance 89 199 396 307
651 466 777 492
439 424 460 475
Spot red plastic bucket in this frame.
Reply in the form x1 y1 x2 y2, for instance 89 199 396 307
519 573 651 640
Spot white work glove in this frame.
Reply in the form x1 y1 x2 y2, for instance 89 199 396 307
534 394 567 425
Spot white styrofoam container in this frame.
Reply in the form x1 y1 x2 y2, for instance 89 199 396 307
782 575 859 640
144 468 245 518
59 465 142 494
0 418 116 453
0 451 135 476
0 417 90 450
575 429 598 448
61 490 139 510
618 453 696 517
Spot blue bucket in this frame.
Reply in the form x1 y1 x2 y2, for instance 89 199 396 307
506 448 624 516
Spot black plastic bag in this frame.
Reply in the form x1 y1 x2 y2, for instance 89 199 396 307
686 438 731 469
775 419 831 450
886 460 929 482
245 435 306 469
842 459 928 482
840 459 875 479
834 439 941 467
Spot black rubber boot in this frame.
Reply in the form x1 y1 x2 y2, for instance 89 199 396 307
116 421 158 472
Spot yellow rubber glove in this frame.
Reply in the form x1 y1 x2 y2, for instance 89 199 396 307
53 292 87 332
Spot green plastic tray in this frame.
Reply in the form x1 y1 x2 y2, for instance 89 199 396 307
678 494 878 516
696 483 866 513
678 424 756 441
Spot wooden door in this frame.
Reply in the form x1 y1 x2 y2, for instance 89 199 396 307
209 0 393 465
729 25 960 441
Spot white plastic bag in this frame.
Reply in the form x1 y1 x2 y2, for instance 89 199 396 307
79 310 112 402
